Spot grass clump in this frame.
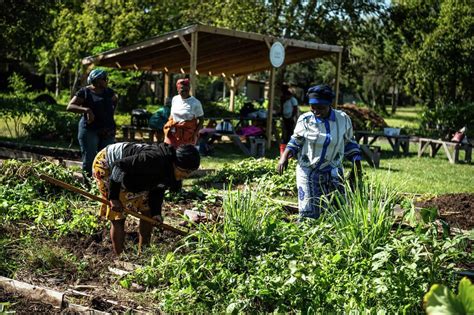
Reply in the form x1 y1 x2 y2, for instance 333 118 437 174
127 179 469 313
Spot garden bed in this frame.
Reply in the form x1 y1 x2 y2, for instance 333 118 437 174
416 193 474 230
1 159 472 313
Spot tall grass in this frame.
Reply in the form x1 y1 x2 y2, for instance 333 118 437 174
324 173 400 254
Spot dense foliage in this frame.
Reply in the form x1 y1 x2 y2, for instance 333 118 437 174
127 181 469 313
199 158 297 197
2 0 472 132
0 160 102 237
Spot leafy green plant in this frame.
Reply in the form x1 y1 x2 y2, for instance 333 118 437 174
324 173 399 254
0 160 102 236
127 178 469 313
424 277 474 315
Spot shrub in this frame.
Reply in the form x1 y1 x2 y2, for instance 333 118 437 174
420 101 474 138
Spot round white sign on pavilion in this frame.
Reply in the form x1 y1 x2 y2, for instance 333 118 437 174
269 41 285 68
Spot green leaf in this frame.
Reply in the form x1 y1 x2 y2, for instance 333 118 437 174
226 302 240 314
424 283 465 315
458 278 474 314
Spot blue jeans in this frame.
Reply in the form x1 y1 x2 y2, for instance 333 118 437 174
78 124 115 176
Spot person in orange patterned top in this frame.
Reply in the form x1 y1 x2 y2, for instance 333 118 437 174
164 78 204 147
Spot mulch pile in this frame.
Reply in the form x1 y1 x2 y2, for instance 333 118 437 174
337 104 388 130
416 193 474 231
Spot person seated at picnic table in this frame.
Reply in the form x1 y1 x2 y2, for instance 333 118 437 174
148 97 172 142
197 120 218 155
277 84 362 220
92 142 200 255
164 78 204 147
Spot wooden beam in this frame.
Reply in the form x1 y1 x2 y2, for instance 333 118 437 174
82 25 198 65
152 42 262 73
202 49 321 76
335 51 342 105
196 24 343 53
229 77 236 112
163 71 170 102
266 67 276 149
109 33 215 68
264 37 272 49
179 34 192 55
190 32 198 96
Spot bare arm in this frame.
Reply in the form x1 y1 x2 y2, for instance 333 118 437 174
277 148 293 175
67 95 94 124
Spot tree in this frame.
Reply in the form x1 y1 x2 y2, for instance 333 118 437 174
402 0 473 104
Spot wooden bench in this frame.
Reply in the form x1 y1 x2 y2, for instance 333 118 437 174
355 130 410 155
418 138 472 164
212 133 266 157
121 125 155 142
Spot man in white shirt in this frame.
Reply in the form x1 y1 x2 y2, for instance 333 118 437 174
164 78 204 147
281 87 299 144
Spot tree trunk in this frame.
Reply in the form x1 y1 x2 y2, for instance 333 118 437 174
391 83 398 114
70 67 80 97
357 91 369 106
54 57 60 97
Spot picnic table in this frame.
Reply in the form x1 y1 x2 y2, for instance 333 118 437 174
121 125 155 142
417 138 472 164
355 130 410 155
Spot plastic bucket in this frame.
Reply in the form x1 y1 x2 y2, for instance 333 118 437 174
279 143 287 155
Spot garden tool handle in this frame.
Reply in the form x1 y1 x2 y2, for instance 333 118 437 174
39 174 188 236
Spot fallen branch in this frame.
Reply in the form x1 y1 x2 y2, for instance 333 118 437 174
0 276 64 308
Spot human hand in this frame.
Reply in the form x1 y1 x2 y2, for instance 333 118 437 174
152 215 163 224
110 199 123 212
85 108 95 124
277 157 288 175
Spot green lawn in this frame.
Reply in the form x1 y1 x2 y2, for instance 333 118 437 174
2 104 472 195
383 106 422 129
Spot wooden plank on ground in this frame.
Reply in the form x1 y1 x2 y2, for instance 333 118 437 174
0 276 64 308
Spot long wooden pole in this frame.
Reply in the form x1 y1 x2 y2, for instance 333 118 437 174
163 71 170 102
335 51 342 105
39 174 188 236
190 32 198 96
266 67 276 149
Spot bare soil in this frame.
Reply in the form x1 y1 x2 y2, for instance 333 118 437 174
0 196 222 313
0 287 59 314
416 193 474 231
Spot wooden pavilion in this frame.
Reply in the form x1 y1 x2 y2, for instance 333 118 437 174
82 24 343 148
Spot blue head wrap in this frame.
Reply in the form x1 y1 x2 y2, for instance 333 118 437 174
87 69 108 85
307 85 334 105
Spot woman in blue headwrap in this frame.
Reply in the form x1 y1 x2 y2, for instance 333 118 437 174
67 69 118 177
277 84 362 220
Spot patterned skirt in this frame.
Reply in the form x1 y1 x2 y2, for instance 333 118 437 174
296 164 345 219
92 148 150 221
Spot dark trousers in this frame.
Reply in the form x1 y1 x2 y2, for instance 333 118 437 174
78 124 115 177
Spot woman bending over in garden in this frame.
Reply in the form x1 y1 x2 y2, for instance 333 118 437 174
277 84 362 219
92 142 200 255
67 69 118 177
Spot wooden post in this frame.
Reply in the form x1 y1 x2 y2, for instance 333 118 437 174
335 51 342 105
190 32 198 96
229 76 235 112
266 67 276 149
223 78 226 100
163 71 170 102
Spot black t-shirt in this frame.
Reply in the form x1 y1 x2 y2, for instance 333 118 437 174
75 87 116 130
